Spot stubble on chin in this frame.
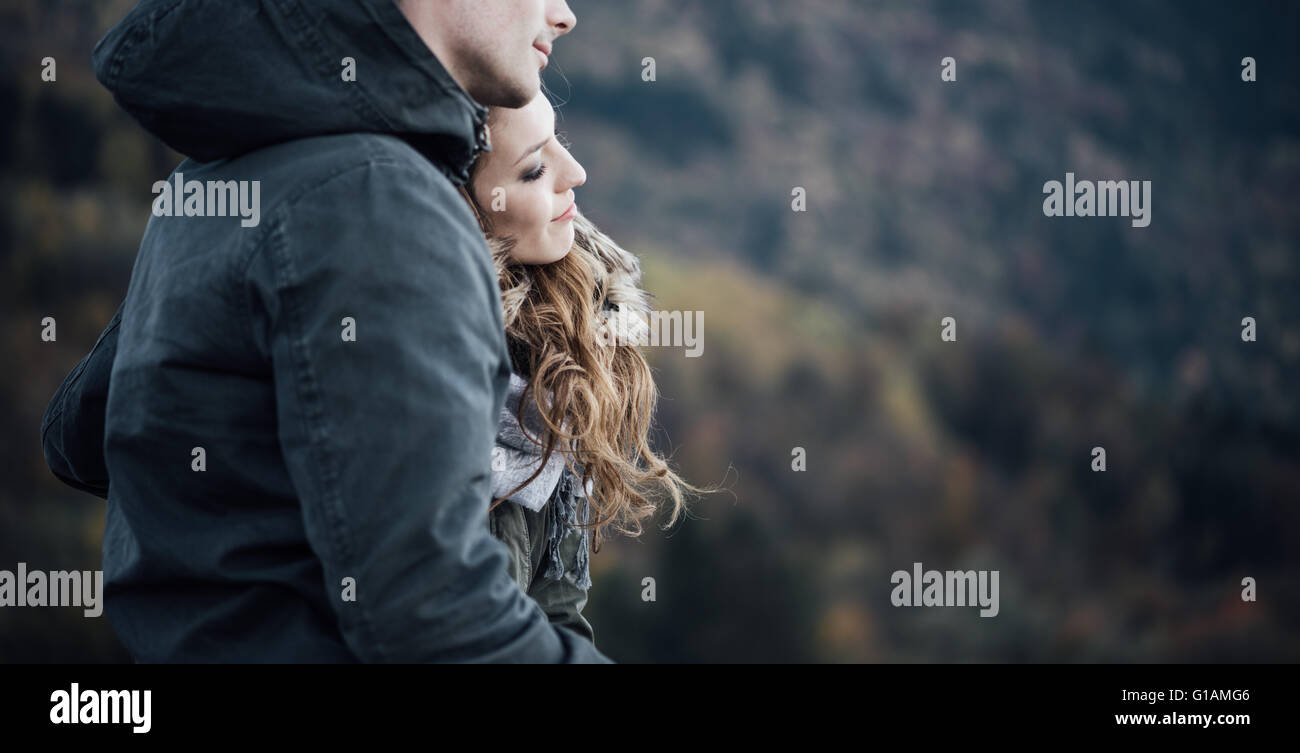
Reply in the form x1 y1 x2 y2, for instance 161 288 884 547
460 48 536 108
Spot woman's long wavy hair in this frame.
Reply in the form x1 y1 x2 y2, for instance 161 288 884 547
458 175 706 546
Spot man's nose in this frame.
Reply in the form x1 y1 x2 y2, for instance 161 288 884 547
548 0 577 36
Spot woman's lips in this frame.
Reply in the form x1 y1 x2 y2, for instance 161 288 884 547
533 44 549 69
553 202 576 222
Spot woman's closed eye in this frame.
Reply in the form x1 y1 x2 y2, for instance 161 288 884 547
522 162 547 183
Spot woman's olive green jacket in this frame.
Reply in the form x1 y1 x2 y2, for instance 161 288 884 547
488 489 595 645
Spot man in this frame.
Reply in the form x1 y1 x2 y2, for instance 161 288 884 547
41 0 612 663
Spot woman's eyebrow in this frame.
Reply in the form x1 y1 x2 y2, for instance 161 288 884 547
514 138 549 166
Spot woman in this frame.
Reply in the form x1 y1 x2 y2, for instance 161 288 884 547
458 92 702 645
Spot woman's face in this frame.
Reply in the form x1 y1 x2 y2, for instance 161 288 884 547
470 94 587 264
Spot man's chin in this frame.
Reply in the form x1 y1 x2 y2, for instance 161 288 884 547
473 70 538 109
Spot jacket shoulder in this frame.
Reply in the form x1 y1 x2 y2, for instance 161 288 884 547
241 132 459 208
237 132 488 281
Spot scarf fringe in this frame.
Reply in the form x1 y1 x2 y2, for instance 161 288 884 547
543 467 591 591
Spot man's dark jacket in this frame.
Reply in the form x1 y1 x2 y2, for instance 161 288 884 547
41 0 613 663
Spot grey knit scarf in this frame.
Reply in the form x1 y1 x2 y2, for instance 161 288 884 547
490 372 592 590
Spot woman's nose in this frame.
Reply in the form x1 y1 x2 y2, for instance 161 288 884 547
565 154 587 191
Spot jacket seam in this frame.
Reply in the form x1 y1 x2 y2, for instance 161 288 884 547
249 154 463 662
261 200 378 661
98 0 185 90
520 503 534 585
235 145 423 281
271 0 396 132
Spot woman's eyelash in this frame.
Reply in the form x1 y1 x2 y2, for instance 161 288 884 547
522 163 547 182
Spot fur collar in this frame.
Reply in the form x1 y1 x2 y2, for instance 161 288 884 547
491 211 654 345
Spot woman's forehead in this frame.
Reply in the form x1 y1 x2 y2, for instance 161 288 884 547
491 96 555 147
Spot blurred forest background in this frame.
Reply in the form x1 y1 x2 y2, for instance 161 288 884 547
2 0 1297 662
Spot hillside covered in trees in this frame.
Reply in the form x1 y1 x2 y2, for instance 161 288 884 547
2 0 1296 662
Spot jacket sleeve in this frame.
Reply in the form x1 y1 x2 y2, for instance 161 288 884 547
527 506 598 646
252 157 613 663
40 301 123 499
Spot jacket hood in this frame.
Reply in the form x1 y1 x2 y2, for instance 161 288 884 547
92 0 489 182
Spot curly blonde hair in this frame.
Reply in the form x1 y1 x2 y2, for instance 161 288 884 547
457 180 707 546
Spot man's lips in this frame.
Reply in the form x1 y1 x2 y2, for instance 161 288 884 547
553 202 576 222
533 42 550 68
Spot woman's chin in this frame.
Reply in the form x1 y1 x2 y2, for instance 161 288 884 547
510 231 574 264
546 226 576 261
